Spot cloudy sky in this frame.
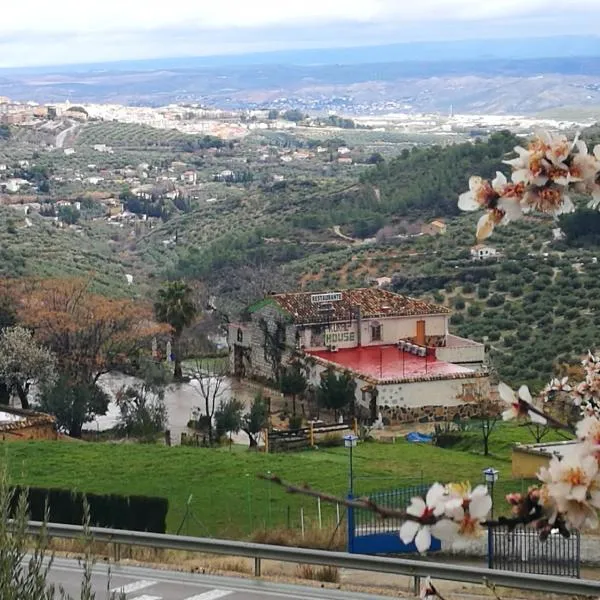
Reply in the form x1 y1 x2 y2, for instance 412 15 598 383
2 0 600 68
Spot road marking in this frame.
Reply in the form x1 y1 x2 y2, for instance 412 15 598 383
110 580 158 594
182 591 234 600
130 596 162 600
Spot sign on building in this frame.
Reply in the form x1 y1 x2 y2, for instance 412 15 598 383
311 292 342 304
324 322 356 345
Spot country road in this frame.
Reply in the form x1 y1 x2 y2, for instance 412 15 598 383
56 120 78 148
48 557 392 600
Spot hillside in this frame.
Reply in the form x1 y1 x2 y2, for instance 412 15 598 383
0 207 147 297
3 125 600 387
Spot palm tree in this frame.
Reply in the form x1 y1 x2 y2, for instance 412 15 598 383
154 280 197 380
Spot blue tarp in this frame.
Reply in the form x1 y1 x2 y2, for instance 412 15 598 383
405 432 432 443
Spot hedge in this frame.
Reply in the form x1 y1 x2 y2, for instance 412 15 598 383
10 486 168 533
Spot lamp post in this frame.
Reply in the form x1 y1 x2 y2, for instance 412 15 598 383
344 434 358 497
483 467 499 569
344 433 358 553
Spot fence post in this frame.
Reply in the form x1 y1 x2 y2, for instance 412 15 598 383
347 494 355 553
310 422 314 447
113 542 121 562
413 575 421 595
264 429 269 454
317 497 322 529
300 508 305 539
487 527 493 569
254 557 262 577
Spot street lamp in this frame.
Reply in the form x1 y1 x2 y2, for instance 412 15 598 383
483 467 499 569
482 467 499 516
344 434 358 497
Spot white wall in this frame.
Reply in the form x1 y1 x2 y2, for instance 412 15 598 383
302 314 448 350
306 359 485 411
436 345 485 365
375 377 484 409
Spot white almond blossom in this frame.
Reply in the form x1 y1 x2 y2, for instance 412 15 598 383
442 485 492 542
460 130 600 237
498 381 546 424
420 576 439 600
399 483 449 553
538 450 600 530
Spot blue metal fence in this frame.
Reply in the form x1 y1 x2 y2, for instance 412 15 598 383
489 526 581 578
348 484 441 555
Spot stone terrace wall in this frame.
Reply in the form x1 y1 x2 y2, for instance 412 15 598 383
380 402 491 424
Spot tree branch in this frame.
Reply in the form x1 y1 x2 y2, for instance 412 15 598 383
258 474 544 530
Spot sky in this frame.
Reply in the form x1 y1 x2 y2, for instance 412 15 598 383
2 0 600 68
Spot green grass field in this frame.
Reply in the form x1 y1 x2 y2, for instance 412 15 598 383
1 422 565 539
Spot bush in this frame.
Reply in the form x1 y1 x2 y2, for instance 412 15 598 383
467 304 482 317
454 297 466 310
289 414 303 430
11 486 167 533
487 294 505 307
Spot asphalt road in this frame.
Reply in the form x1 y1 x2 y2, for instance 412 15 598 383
47 557 393 600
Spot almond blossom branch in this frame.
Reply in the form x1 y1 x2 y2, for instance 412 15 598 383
257 473 414 521
525 403 576 435
258 474 544 531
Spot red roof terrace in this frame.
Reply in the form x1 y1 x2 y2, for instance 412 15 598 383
306 344 477 383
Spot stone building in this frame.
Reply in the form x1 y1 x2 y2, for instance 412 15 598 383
229 288 489 424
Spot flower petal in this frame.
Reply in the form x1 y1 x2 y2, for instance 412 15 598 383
518 385 532 403
502 407 517 421
406 497 426 517
497 197 523 223
476 213 494 241
430 518 460 542
469 492 492 520
528 410 547 425
458 191 480 211
415 526 432 553
399 520 420 544
492 171 507 191
426 482 446 508
498 382 515 404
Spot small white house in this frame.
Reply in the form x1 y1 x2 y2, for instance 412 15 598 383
471 244 498 261
63 148 75 156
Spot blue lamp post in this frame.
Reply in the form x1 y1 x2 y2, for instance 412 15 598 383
344 434 358 497
483 467 499 568
344 433 359 553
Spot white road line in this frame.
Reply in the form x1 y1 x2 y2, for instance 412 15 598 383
130 596 162 600
183 591 234 600
110 580 158 594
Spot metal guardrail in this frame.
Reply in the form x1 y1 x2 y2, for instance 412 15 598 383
26 521 600 597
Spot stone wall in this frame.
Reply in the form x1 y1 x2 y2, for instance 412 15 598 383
247 305 296 380
0 421 57 441
379 402 491 424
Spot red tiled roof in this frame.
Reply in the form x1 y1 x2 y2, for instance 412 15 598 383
306 345 482 384
259 288 449 325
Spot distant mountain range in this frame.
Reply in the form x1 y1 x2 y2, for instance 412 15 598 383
1 36 600 115
2 35 599 75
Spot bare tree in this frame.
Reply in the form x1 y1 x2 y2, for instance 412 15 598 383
188 358 229 446
469 383 502 457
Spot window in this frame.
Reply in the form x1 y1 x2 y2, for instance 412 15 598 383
237 328 243 343
371 323 382 341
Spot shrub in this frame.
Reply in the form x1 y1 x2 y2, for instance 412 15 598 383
467 304 482 317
